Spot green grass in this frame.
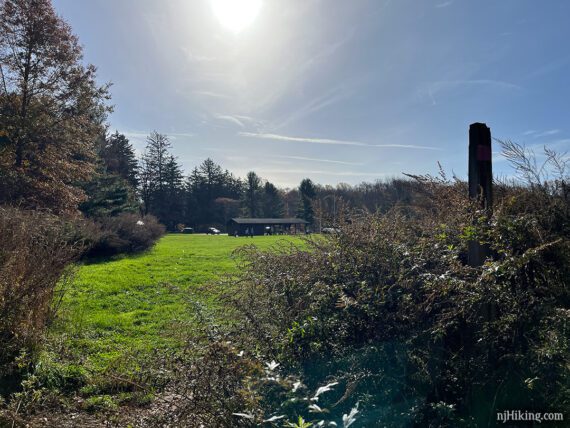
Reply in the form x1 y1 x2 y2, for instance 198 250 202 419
49 234 303 376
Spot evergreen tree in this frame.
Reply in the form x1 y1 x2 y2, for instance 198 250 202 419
79 174 138 218
184 167 202 226
298 178 316 224
159 155 184 230
199 158 225 221
139 131 171 215
98 131 139 188
262 181 284 218
184 159 242 228
242 171 262 218
137 132 185 229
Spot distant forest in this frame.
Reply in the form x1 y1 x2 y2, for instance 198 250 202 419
83 130 420 231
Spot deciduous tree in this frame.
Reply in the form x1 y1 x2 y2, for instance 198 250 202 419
0 0 111 213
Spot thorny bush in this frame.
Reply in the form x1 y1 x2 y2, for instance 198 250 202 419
225 143 569 426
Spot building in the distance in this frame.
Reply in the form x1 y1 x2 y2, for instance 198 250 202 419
227 218 309 236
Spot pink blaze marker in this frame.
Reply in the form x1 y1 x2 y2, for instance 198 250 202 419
477 145 492 161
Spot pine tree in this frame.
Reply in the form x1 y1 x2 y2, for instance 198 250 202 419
242 171 262 218
160 155 184 230
199 158 225 220
262 181 284 218
98 131 139 188
79 174 138 218
298 178 316 224
184 159 243 228
139 131 172 214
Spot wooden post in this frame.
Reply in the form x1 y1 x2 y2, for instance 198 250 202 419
468 123 493 267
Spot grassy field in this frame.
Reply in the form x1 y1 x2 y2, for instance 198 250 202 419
48 234 303 379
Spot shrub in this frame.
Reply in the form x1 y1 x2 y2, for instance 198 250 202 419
226 157 569 425
82 213 165 258
0 207 84 382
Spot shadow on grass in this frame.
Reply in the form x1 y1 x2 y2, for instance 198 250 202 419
79 248 156 266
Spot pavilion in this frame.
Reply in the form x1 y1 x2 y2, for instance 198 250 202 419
227 218 309 236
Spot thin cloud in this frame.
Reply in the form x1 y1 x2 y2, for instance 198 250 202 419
434 79 521 91
255 168 390 178
216 115 246 128
521 129 562 139
123 132 149 139
436 0 455 8
273 155 364 166
239 132 442 151
423 79 522 104
193 91 230 99
370 143 442 150
298 28 355 73
233 115 256 123
257 29 357 118
240 132 368 147
275 86 352 130
528 138 570 152
533 129 560 138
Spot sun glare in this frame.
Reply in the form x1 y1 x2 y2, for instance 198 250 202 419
211 0 262 33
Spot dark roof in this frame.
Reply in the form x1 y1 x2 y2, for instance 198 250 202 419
229 218 309 225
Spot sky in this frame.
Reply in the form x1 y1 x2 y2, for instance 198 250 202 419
52 0 570 188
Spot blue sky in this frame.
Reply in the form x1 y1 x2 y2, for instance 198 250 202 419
52 0 570 187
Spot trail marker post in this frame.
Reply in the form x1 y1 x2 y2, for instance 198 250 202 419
468 123 493 267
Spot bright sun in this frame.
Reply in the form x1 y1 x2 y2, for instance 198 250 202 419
211 0 262 33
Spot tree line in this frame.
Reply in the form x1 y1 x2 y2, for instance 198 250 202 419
84 129 423 231
85 130 315 231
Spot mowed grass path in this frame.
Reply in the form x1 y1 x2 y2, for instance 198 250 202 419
51 234 303 372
